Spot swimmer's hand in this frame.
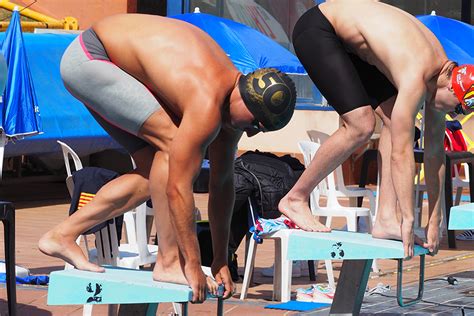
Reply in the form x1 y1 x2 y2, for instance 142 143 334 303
212 262 235 299
424 220 440 255
185 263 208 304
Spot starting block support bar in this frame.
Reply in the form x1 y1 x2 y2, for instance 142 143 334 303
146 304 158 316
329 259 373 316
397 255 425 307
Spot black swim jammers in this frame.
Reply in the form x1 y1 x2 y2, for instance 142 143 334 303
292 6 397 115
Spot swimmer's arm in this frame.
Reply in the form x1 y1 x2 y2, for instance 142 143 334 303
423 104 445 227
167 106 221 268
390 81 426 225
207 128 242 265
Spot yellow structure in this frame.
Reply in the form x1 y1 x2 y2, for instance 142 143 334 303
0 1 78 31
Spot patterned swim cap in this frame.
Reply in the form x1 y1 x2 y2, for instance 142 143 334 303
238 68 296 131
452 65 474 110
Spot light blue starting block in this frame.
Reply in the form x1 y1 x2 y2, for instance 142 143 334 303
48 266 224 316
449 203 474 230
268 230 429 315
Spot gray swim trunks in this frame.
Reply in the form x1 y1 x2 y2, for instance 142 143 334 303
60 28 161 153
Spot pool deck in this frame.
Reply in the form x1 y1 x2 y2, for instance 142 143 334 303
0 181 473 315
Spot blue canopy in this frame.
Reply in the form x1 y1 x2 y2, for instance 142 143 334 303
172 12 306 75
0 32 120 158
418 14 474 65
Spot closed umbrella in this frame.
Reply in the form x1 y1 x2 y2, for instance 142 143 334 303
0 8 42 180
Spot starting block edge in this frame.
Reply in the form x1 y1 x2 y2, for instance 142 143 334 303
286 230 429 260
47 267 193 306
449 204 474 230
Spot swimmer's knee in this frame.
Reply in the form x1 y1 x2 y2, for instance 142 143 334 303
344 108 376 144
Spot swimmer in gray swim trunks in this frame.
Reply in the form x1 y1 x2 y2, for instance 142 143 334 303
39 14 297 304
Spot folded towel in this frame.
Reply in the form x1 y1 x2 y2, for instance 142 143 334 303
251 215 298 243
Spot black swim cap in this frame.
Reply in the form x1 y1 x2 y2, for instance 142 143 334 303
238 68 296 131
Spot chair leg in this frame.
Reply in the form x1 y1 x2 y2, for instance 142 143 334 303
4 206 16 316
82 304 93 316
346 216 357 232
325 216 333 228
173 303 182 315
371 259 380 273
239 237 257 300
366 214 374 234
325 260 336 289
454 186 463 206
273 239 282 301
307 260 316 281
279 239 292 302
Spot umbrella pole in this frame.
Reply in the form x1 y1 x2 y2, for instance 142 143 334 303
0 131 5 181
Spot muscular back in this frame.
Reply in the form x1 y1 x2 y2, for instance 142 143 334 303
320 1 447 87
93 14 239 118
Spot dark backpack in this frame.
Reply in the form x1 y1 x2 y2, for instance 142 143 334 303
233 150 304 218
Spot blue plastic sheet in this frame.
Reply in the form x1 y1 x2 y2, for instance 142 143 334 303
0 273 49 285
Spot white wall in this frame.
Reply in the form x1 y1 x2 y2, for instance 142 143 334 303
238 109 340 154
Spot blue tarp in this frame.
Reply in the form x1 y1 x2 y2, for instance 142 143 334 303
0 33 120 158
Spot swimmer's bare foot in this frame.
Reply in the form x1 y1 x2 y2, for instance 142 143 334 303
153 256 188 285
153 257 217 293
279 197 331 232
38 230 105 272
372 220 424 246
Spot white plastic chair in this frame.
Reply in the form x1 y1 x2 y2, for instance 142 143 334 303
307 130 376 220
57 140 158 315
240 141 376 302
299 141 374 229
299 140 377 279
240 197 298 302
57 140 158 268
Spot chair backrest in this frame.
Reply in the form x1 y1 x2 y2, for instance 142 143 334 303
58 140 155 267
298 141 322 212
307 130 347 193
57 140 83 177
57 140 121 266
298 140 342 212
57 140 83 196
306 130 329 145
94 221 120 266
